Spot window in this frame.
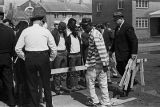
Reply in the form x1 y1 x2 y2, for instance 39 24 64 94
62 13 66 18
97 2 102 12
54 14 58 18
136 17 148 28
136 0 149 8
118 0 124 9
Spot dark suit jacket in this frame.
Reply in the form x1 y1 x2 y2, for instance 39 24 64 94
65 34 82 54
81 32 89 64
110 22 138 61
0 23 15 56
103 28 114 50
51 28 67 46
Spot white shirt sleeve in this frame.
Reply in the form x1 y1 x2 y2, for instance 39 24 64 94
15 30 26 60
47 29 57 61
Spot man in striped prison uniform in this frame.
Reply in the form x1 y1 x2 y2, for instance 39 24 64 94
81 18 111 107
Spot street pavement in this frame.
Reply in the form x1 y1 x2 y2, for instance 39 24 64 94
0 42 160 107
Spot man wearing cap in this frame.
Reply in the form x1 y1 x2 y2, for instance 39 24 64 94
110 12 138 96
0 11 16 107
81 18 111 107
15 15 57 107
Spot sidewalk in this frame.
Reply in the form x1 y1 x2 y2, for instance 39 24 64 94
139 42 160 47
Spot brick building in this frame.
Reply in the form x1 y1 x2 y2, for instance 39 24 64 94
92 0 160 39
33 0 92 29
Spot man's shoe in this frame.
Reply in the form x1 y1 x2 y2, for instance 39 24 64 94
55 90 64 95
86 100 101 107
133 79 139 86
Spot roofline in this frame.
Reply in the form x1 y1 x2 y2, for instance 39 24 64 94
38 2 92 14
46 11 92 14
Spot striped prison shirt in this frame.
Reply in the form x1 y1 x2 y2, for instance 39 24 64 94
85 28 109 67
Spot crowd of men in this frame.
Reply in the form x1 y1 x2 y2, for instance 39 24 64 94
0 10 138 107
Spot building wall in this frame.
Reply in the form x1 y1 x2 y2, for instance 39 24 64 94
46 12 92 30
132 0 160 39
92 0 132 29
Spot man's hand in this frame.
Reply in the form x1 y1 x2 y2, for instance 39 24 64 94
109 51 113 57
131 54 137 60
103 66 108 72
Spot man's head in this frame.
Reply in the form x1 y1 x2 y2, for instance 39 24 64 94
67 18 77 31
80 18 92 33
113 12 124 25
58 22 66 34
30 15 44 25
0 11 4 21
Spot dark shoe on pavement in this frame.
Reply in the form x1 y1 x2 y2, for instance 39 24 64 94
86 100 101 107
55 90 64 95
133 79 139 86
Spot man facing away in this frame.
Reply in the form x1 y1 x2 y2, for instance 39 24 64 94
0 11 15 107
15 15 57 107
81 18 112 107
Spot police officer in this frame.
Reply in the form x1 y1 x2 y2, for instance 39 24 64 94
0 11 15 107
15 15 57 107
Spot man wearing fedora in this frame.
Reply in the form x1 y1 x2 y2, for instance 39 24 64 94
81 18 111 107
15 15 57 107
0 11 16 107
110 12 138 96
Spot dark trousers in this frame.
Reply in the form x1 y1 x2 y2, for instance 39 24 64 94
25 51 52 107
14 58 30 105
0 53 15 106
52 51 67 92
116 59 132 94
67 53 81 89
116 60 128 76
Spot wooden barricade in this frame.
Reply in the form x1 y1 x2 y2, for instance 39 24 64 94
50 58 147 91
119 58 147 90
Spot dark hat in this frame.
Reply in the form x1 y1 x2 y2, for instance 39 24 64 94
0 11 4 16
113 12 124 19
30 15 44 22
81 18 91 25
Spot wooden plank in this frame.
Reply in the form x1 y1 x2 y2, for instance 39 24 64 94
119 59 132 87
51 58 147 75
111 97 137 106
124 70 131 90
51 66 87 74
140 59 145 86
130 64 139 88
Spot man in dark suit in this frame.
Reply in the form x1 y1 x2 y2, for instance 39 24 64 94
0 11 15 107
110 12 138 96
110 12 138 76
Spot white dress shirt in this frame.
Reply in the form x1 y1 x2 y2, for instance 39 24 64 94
70 34 80 53
57 34 66 51
15 24 57 60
